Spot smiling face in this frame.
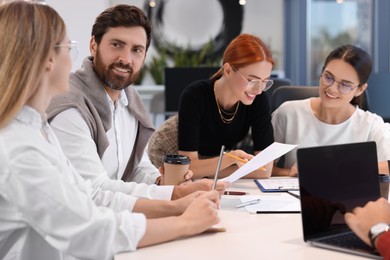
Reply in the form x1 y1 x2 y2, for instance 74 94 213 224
319 59 365 109
229 61 273 105
90 26 147 91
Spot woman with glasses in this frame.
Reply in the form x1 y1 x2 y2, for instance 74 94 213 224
0 2 221 259
176 34 275 179
272 45 390 176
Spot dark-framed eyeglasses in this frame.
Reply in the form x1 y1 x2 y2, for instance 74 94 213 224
232 66 274 92
54 40 79 61
320 72 360 95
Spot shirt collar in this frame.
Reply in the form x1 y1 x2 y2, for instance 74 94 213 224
15 106 46 130
105 89 129 110
118 90 129 107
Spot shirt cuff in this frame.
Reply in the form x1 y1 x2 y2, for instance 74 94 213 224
110 192 138 212
154 185 174 200
119 211 147 252
376 231 390 258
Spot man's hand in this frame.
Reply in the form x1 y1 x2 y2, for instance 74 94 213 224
178 190 221 236
172 190 207 215
345 198 390 246
171 179 230 200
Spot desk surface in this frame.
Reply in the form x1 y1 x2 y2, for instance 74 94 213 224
115 180 367 260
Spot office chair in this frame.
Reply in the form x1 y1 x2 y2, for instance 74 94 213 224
367 73 390 122
271 86 319 112
359 88 370 112
271 86 370 113
164 67 219 116
265 77 291 110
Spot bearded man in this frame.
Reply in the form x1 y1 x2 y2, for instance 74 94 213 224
47 4 226 203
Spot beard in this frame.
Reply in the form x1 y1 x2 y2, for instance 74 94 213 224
93 49 141 91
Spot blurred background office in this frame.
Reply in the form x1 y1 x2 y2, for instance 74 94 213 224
30 0 390 124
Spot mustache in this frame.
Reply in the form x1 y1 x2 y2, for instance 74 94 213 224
109 62 133 74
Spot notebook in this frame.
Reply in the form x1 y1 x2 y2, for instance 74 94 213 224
297 142 381 259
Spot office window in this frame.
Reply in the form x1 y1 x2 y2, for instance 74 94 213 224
308 0 372 85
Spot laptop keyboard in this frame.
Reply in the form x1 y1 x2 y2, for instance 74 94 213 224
316 232 372 250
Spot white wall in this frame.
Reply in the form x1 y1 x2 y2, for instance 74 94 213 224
241 0 284 69
48 0 284 72
48 0 110 71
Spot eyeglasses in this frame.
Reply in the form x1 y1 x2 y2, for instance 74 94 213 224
232 67 274 92
320 72 360 95
54 40 79 61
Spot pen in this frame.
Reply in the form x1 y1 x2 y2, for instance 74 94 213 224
236 198 261 208
224 191 247 196
223 152 267 171
202 227 227 233
250 211 300 214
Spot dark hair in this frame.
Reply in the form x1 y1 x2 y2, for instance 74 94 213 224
322 45 372 107
91 4 152 50
211 34 274 80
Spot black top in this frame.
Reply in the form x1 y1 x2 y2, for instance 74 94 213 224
178 79 274 157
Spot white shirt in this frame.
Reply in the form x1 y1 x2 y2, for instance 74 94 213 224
0 106 146 260
272 98 390 168
50 90 173 200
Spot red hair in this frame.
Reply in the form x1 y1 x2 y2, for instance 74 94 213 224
211 34 274 80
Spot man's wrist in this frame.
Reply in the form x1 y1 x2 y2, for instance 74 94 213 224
369 222 390 249
172 185 185 200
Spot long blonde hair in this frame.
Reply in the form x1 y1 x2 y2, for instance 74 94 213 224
0 1 66 128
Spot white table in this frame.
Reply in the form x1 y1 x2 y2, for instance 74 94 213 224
115 179 368 260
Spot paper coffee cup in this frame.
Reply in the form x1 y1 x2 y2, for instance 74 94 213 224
163 154 191 185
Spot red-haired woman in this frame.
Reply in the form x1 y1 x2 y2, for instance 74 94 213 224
177 34 274 179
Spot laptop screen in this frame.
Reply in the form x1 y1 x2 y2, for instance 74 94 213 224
297 142 381 240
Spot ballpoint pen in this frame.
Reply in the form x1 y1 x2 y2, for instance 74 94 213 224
212 145 225 190
224 191 247 195
223 152 267 171
236 198 261 208
250 211 300 214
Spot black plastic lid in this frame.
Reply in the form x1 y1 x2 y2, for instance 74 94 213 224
163 154 191 165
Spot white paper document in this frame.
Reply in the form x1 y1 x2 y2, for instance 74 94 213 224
240 194 300 213
219 142 297 183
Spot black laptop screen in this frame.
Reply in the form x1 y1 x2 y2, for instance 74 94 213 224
297 142 381 240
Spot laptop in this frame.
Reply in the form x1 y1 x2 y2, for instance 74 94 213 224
297 142 382 259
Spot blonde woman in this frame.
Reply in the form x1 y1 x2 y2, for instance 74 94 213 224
0 2 220 259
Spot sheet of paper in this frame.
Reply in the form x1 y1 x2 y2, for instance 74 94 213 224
219 142 297 183
240 195 300 213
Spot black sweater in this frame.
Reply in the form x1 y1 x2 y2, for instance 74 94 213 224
178 79 274 157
